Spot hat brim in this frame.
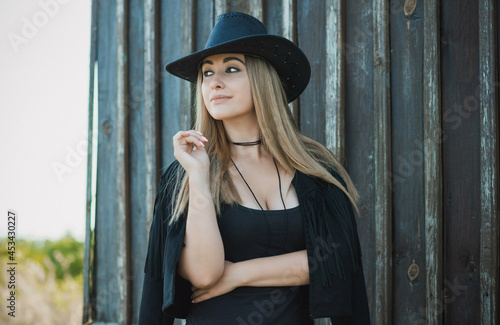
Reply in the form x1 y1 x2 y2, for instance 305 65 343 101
165 34 310 103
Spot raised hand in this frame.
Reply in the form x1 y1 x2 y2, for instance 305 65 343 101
173 130 210 176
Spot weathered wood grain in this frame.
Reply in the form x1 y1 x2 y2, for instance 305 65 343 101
160 0 184 167
441 0 481 323
93 0 130 323
297 0 327 144
181 0 194 129
214 0 227 18
479 0 499 323
390 0 426 323
128 0 145 321
195 0 214 50
325 0 345 162
373 0 392 324
248 0 263 21
423 0 443 324
127 0 160 322
281 0 299 124
344 0 376 323
115 0 129 323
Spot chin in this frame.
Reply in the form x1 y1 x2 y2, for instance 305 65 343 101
207 107 234 120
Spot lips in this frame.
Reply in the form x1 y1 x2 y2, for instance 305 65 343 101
210 95 232 104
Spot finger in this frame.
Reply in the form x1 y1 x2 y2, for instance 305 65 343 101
177 134 206 148
191 290 202 299
191 288 204 297
183 130 208 141
173 130 205 142
187 130 208 142
191 291 209 303
176 131 208 145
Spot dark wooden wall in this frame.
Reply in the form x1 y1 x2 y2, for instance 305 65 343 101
83 0 499 324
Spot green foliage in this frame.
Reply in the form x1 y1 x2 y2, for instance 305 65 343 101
0 233 84 324
0 233 83 281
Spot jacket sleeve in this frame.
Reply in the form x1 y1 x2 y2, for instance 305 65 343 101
138 162 179 325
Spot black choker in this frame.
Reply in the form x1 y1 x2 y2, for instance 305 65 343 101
231 139 262 146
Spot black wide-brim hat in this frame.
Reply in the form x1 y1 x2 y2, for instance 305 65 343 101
165 12 311 103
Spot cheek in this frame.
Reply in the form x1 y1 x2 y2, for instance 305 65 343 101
241 81 253 108
201 83 210 106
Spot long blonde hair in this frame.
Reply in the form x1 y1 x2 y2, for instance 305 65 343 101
166 55 359 224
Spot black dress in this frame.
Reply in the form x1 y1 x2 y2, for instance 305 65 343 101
186 203 313 325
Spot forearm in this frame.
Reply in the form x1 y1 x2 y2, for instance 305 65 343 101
233 250 309 287
179 172 224 288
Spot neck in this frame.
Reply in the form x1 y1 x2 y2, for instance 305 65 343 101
222 118 264 161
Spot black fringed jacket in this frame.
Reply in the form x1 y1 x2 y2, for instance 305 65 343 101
138 160 370 324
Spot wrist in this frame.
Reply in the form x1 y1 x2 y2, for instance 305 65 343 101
188 170 210 186
231 262 249 287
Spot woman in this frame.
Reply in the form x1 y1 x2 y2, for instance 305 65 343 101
139 12 370 325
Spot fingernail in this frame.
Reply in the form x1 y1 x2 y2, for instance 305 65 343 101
191 299 195 303
201 136 208 141
196 131 203 135
200 141 205 147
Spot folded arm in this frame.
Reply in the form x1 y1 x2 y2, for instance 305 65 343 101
191 249 309 303
177 172 225 289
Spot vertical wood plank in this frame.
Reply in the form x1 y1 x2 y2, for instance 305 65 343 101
325 0 345 162
143 0 158 213
83 0 98 322
373 0 392 325
281 0 299 123
423 0 443 324
281 0 294 42
214 0 227 18
128 1 145 323
95 0 117 321
94 0 129 322
373 0 392 324
441 0 481 322
195 0 214 51
479 0 499 323
344 0 375 322
181 0 194 130
128 0 160 322
297 0 327 144
115 0 129 323
248 0 263 20
390 0 426 322
160 0 183 167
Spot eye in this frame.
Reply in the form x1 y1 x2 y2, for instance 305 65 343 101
226 67 239 73
203 70 214 77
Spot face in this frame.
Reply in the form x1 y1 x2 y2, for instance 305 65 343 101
201 53 254 121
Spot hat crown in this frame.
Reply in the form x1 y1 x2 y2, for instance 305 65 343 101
205 12 268 49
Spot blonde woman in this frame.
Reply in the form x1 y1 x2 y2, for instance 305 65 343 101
139 12 370 325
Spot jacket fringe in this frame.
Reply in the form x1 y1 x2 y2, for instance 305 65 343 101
302 169 362 285
144 161 180 279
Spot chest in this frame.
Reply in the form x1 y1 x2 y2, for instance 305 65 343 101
229 163 299 210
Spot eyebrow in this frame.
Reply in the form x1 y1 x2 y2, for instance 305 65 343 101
201 56 245 66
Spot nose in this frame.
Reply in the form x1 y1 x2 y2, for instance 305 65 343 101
210 73 224 89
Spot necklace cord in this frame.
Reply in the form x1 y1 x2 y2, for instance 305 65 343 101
231 157 289 256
